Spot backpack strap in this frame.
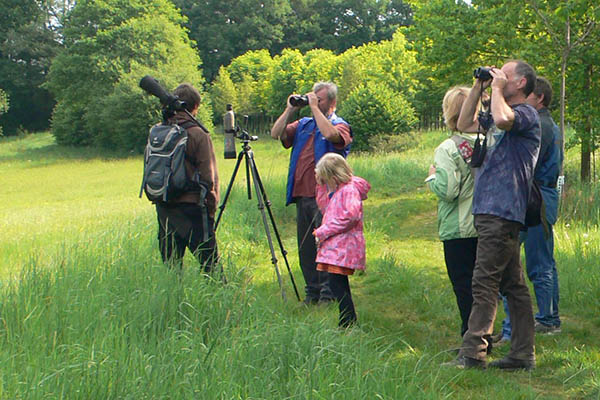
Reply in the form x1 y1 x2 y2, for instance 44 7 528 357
179 120 198 130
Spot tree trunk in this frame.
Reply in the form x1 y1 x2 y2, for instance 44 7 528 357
580 63 592 182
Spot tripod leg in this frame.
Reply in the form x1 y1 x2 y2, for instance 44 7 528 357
251 157 301 301
214 149 245 232
245 148 252 200
246 150 287 301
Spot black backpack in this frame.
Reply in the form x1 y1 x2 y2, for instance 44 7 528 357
139 120 198 203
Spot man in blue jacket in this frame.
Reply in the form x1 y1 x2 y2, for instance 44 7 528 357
271 82 352 304
499 77 563 340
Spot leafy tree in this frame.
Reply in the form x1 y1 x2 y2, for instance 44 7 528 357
46 0 210 150
173 0 412 81
172 0 291 80
0 0 64 134
296 49 340 95
210 67 238 121
226 50 275 114
338 81 417 151
283 0 413 54
267 49 306 116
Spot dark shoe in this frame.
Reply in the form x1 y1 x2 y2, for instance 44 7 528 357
303 297 319 305
535 321 561 335
489 356 535 371
441 355 486 370
318 297 336 304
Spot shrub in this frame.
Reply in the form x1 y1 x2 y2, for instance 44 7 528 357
338 82 417 151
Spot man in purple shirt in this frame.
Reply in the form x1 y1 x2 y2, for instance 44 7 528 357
443 60 541 371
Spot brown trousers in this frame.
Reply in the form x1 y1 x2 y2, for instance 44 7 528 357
459 214 535 361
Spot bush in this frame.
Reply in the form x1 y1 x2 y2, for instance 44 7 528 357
338 82 417 151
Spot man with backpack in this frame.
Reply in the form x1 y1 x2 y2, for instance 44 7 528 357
443 60 541 371
147 83 219 273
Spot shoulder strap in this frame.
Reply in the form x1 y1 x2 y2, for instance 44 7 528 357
179 120 197 130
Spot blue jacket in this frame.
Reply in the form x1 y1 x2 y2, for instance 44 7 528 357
536 107 562 225
285 113 351 205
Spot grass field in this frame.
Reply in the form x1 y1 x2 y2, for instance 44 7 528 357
0 130 599 399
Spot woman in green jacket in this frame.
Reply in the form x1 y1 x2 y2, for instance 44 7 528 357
425 86 480 337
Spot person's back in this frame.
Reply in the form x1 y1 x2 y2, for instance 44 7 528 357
427 86 479 338
154 83 220 274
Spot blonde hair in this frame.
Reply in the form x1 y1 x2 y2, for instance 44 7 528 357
442 86 471 131
315 153 353 186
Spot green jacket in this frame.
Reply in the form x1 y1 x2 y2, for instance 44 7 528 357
428 134 477 241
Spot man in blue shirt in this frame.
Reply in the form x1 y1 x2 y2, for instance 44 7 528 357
500 77 563 340
444 60 541 371
271 82 353 304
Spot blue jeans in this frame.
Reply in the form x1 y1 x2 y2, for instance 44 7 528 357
501 223 560 338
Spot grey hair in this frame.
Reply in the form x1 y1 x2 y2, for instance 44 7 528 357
312 81 338 101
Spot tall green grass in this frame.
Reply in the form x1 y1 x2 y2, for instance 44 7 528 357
0 131 599 399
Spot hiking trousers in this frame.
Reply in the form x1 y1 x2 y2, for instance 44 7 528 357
443 237 477 337
459 214 535 362
296 197 333 301
156 203 218 273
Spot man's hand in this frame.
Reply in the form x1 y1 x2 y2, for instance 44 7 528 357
271 94 300 140
429 164 436 176
306 92 319 111
489 67 508 91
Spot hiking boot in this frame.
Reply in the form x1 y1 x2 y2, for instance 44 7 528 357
535 321 561 335
302 297 319 305
441 355 486 370
489 356 535 371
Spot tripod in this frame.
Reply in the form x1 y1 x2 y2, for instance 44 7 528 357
214 127 301 301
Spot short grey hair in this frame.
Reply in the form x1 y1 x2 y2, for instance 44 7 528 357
312 81 338 101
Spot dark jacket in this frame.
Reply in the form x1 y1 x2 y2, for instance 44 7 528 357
169 111 219 217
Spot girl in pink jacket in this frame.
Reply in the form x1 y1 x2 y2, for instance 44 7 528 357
313 153 371 327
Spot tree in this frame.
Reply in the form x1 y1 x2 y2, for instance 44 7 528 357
173 0 413 81
210 67 238 121
45 0 210 150
0 0 64 134
522 0 599 180
172 0 291 80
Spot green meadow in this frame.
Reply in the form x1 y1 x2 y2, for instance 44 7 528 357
0 131 598 399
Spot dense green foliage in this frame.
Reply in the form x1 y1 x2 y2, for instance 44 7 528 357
1 0 599 176
1 132 599 398
172 0 413 80
210 31 420 147
45 0 212 150
0 0 63 134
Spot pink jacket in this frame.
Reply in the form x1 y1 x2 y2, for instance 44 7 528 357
314 176 371 270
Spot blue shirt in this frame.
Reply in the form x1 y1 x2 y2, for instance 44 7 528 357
472 103 541 224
